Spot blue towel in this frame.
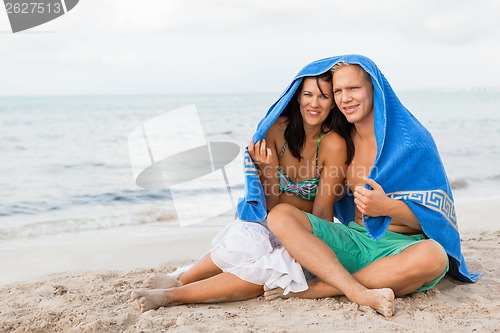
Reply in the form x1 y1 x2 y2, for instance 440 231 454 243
236 54 479 283
236 59 332 222
235 148 268 222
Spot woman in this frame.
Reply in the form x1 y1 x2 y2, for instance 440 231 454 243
130 70 354 312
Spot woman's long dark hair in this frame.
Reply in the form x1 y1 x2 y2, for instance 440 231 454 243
282 71 354 164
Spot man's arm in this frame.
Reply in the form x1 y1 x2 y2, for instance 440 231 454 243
354 177 422 231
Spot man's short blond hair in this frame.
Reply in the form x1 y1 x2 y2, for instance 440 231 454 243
331 62 372 83
331 61 350 73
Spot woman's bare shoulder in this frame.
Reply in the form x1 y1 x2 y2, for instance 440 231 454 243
319 131 348 163
266 117 288 139
321 130 347 149
271 116 288 130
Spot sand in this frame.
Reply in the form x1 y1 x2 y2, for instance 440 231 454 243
0 200 499 333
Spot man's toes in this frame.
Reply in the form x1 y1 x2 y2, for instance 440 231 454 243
263 287 286 301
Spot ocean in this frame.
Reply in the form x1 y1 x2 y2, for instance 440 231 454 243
1 91 499 249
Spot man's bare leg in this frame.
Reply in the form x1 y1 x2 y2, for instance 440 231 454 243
141 254 223 289
131 272 263 312
267 203 395 317
265 239 448 300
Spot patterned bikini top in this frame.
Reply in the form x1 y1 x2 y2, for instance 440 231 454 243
277 133 322 201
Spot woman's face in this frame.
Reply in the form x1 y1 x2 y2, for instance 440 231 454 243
298 77 334 128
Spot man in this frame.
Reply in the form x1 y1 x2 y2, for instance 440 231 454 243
265 55 479 318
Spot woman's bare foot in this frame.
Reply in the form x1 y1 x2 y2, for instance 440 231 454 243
263 285 292 301
141 274 181 289
130 289 173 312
356 288 395 318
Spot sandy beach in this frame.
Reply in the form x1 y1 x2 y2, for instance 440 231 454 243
0 199 499 333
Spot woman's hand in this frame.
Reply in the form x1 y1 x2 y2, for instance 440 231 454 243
249 139 280 209
248 140 273 167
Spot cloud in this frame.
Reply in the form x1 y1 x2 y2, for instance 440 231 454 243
104 0 321 34
0 0 499 95
396 0 500 45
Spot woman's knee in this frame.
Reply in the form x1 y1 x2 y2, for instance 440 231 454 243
267 203 301 234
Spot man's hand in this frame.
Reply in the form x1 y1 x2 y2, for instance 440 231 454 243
354 177 422 230
353 177 391 218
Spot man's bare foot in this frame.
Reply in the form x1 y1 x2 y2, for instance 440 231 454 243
357 288 395 318
130 288 172 312
263 285 292 301
141 274 181 289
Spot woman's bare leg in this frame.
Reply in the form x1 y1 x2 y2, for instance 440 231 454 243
131 272 263 312
141 253 223 289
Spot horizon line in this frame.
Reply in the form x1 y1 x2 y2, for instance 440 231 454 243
1 86 500 99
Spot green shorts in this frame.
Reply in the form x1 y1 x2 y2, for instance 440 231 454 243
306 213 448 292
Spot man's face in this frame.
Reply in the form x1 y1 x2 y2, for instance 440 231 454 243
332 64 374 125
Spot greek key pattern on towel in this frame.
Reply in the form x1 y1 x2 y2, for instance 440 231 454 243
243 150 258 177
388 190 457 229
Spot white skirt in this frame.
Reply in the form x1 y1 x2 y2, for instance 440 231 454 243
210 218 309 295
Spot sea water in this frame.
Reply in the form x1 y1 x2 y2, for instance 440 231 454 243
1 91 499 248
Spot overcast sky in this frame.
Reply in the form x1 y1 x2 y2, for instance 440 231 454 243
1 0 499 96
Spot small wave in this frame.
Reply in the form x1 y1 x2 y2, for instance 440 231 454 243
0 202 65 217
0 207 178 240
0 185 239 220
8 204 43 215
0 188 173 219
62 162 107 169
450 178 469 190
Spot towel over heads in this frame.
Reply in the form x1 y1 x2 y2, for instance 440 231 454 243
236 54 479 283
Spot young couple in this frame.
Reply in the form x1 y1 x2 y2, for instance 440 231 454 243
131 55 479 318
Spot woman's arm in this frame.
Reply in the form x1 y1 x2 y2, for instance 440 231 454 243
248 123 282 211
312 133 348 222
